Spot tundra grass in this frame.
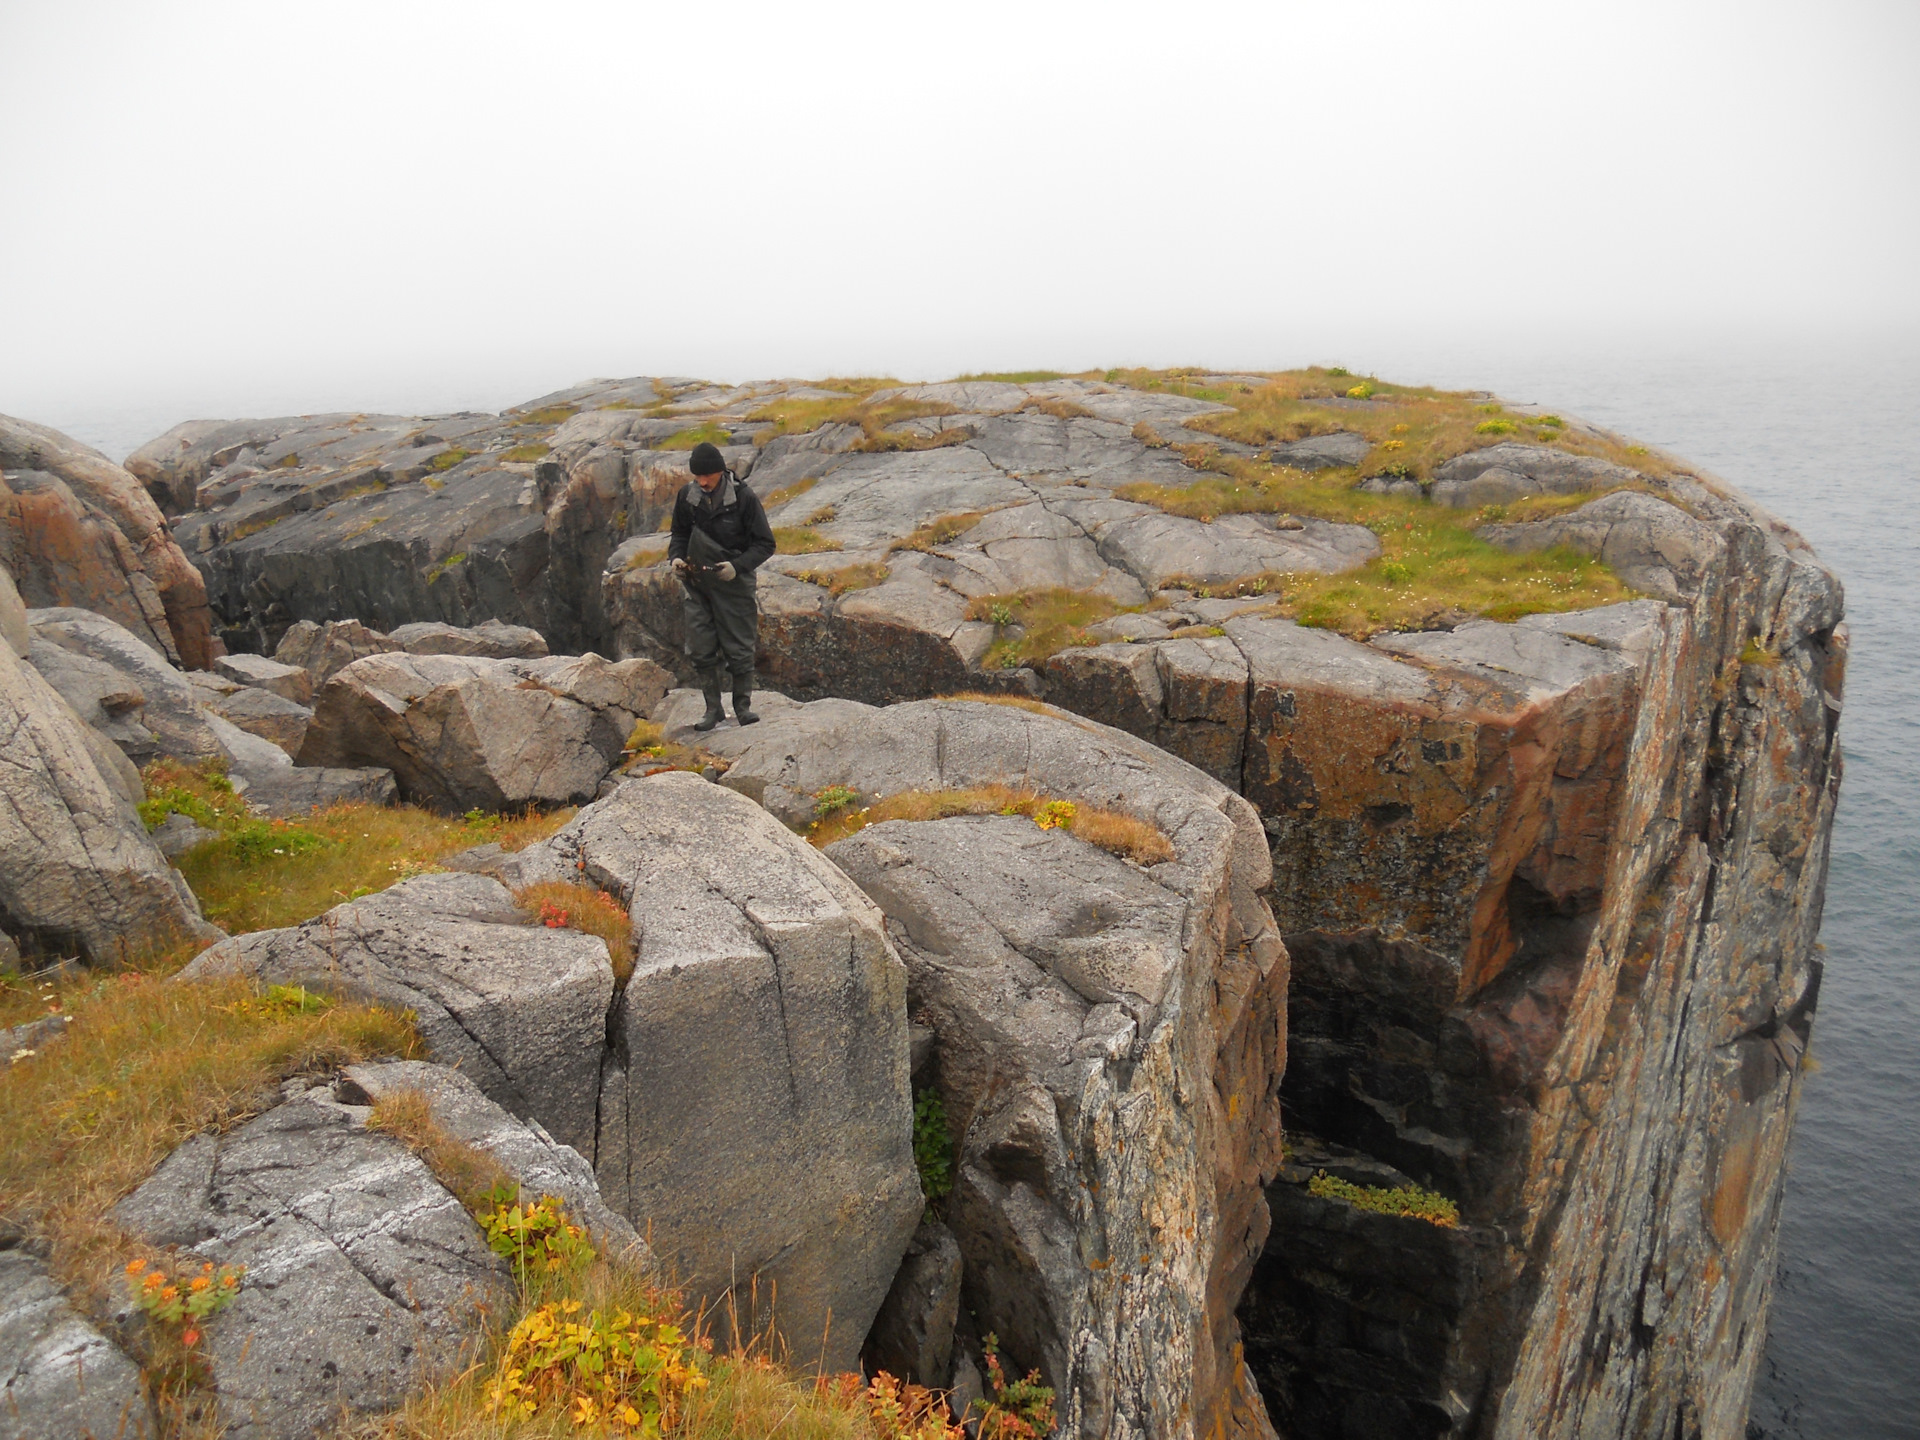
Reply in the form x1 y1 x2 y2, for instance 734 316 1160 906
514 881 636 982
807 783 1172 866
746 384 959 451
790 560 890 597
1110 365 1673 483
662 422 732 450
0 963 421 1324
966 588 1124 670
1115 451 1634 637
141 759 573 936
774 526 843 555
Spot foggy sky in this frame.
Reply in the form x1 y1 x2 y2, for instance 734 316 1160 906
3 0 1916 429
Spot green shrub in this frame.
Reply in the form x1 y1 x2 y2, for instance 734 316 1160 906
913 1087 954 1205
813 785 861 820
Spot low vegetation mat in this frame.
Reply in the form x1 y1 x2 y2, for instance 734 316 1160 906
966 588 1124 669
1104 366 1645 636
806 783 1173 866
1307 1171 1460 1228
359 1180 1055 1440
139 758 573 935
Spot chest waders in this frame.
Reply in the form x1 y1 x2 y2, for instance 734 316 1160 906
681 522 760 729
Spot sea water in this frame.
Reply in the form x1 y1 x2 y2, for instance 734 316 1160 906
46 335 1920 1437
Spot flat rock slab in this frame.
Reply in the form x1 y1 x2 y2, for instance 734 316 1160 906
178 872 614 1154
214 652 313 705
389 618 548 659
202 684 311 756
296 650 669 813
115 1089 510 1440
505 770 921 1374
0 1250 151 1440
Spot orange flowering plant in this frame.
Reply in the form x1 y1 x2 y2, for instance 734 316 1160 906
125 1257 244 1348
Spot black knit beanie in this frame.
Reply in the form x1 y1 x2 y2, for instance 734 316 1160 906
688 442 725 476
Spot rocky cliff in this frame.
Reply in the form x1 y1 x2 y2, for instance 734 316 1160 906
86 370 1842 1438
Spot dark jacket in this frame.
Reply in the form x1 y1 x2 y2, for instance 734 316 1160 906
667 471 776 573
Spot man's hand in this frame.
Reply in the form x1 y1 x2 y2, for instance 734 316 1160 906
671 557 688 573
715 561 737 581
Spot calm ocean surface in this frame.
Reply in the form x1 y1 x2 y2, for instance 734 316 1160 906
50 335 1920 1437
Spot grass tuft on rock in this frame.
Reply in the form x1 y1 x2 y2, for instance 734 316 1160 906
141 759 573 936
500 443 550 463
774 526 844 556
516 405 579 427
791 561 890 597
663 422 732 451
808 784 1172 866
966 588 1122 669
890 511 990 554
366 1090 513 1210
514 881 635 982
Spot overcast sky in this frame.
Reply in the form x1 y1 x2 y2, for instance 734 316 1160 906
4 0 1916 429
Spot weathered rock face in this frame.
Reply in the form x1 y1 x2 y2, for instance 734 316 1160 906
1 415 214 670
0 620 210 964
296 650 669 812
664 694 1288 1439
178 873 614 1155
1228 499 1842 1437
113 1060 637 1440
115 1092 505 1440
138 376 1380 669
0 1249 152 1440
504 771 923 1375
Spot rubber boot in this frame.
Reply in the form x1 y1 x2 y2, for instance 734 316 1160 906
732 689 760 726
693 676 726 732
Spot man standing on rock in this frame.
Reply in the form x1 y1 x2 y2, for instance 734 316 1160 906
670 441 776 730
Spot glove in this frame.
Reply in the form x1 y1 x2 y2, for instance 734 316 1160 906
671 557 688 573
715 561 737 581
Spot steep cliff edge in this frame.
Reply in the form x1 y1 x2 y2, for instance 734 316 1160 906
126 370 1841 1437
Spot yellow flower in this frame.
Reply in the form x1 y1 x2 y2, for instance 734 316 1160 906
125 1259 147 1275
190 1276 211 1292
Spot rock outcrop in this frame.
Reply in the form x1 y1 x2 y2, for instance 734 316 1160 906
0 602 210 964
178 873 615 1155
1 415 214 670
102 373 1840 1439
295 650 670 812
112 1060 639 1440
0 1249 152 1440
25 606 393 819
504 771 924 1374
657 693 1288 1439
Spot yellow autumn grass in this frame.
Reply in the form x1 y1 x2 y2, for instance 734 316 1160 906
808 784 1173 867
